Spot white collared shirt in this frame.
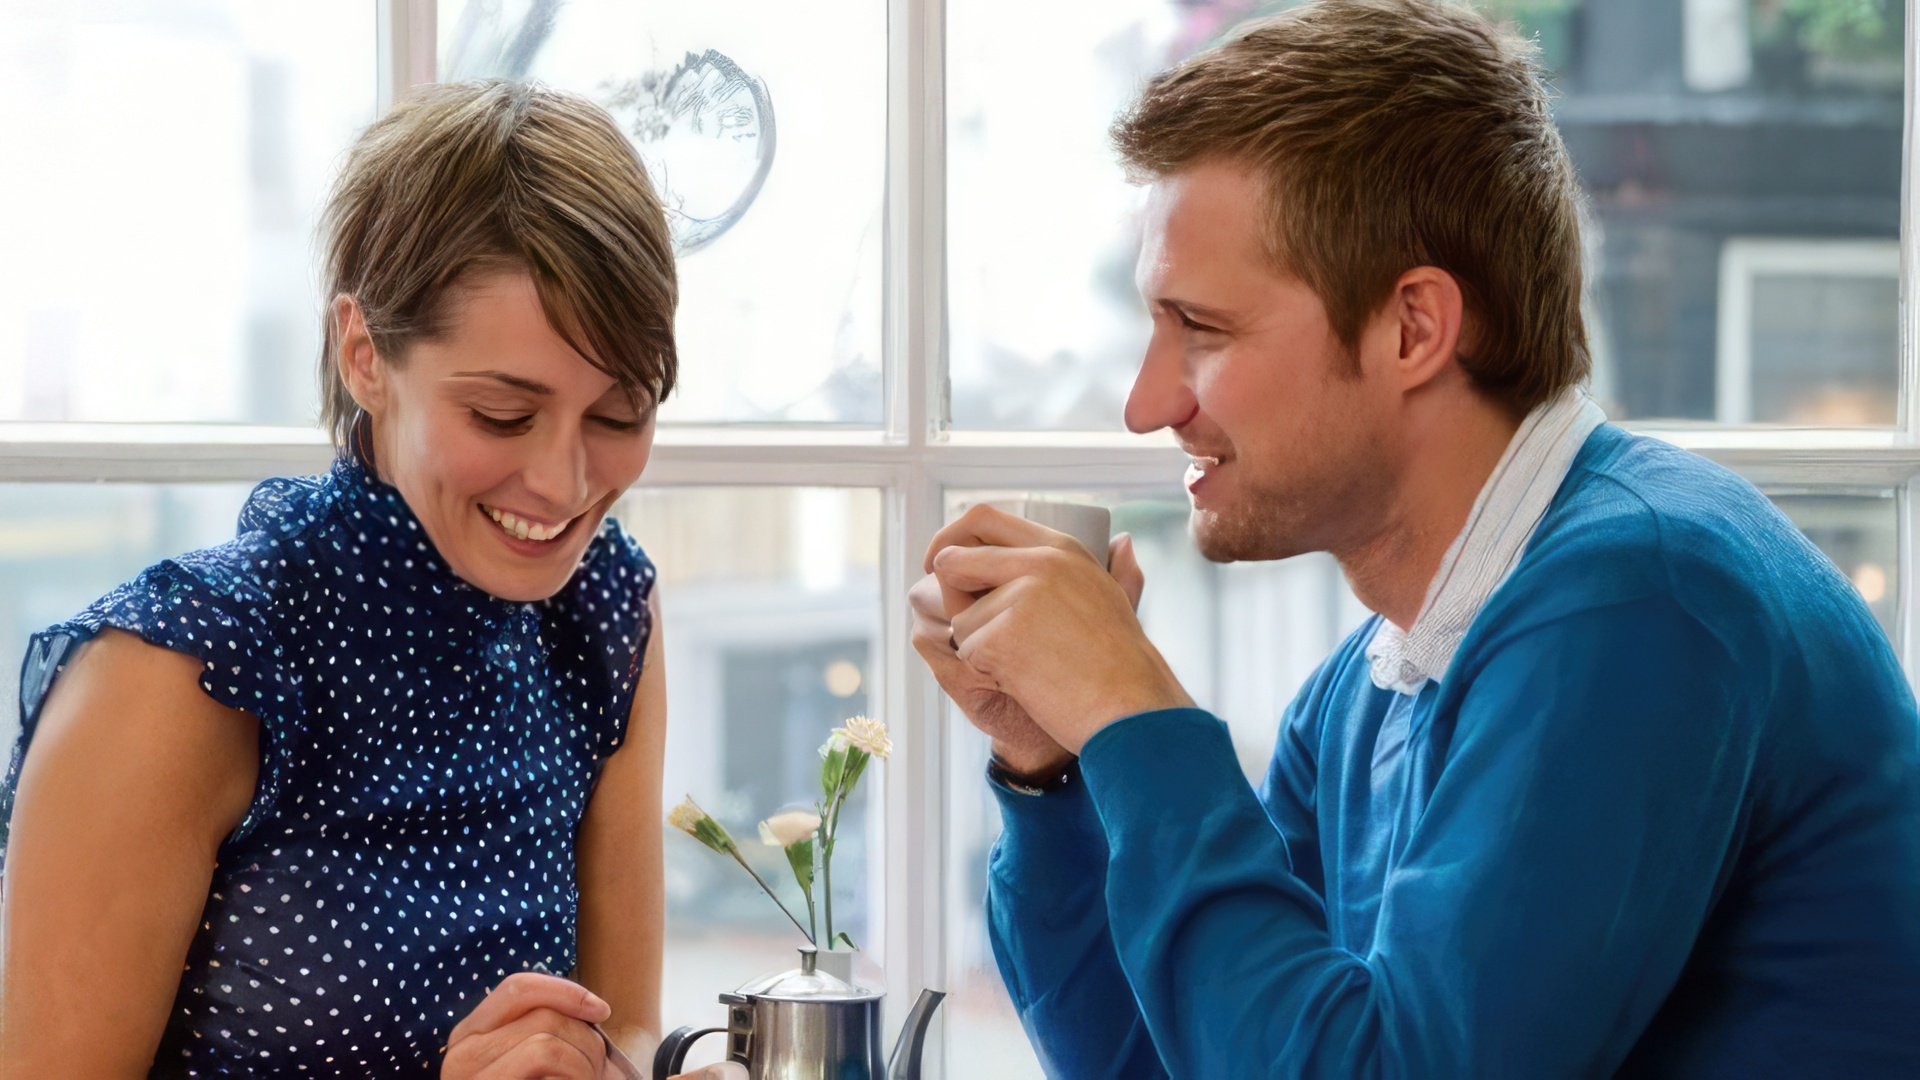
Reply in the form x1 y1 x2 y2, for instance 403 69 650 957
1364 389 1608 695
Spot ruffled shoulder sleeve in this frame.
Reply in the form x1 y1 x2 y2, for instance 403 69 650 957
3 545 308 852
543 517 659 754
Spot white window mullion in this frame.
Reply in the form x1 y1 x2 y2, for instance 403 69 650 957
0 425 329 483
376 0 437 112
1896 474 1912 691
880 472 951 1047
882 0 951 1049
1901 0 1919 437
1899 0 1919 689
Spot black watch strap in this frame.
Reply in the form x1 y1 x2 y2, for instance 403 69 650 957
987 753 1080 796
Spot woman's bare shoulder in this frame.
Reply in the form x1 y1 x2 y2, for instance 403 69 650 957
19 628 259 840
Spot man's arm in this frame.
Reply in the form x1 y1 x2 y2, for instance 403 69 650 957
1084 594 1751 1077
986 777 1165 1078
986 631 1339 1079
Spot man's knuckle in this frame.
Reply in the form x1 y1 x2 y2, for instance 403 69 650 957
526 1032 575 1068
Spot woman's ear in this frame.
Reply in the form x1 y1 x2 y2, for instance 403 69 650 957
332 295 386 413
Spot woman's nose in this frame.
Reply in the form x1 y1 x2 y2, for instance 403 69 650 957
521 427 590 513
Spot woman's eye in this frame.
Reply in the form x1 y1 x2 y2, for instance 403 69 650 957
472 410 533 432
591 415 643 433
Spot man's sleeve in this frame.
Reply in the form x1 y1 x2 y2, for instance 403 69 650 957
986 658 1336 1078
1081 593 1752 1078
987 777 1167 1077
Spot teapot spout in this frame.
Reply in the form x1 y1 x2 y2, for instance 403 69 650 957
885 987 946 1080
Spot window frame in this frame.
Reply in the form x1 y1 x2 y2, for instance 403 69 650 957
0 0 1915 1071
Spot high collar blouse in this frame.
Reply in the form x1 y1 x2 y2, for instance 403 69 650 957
2 455 657 1077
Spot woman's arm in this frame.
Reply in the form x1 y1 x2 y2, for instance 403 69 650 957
575 588 667 1058
1 629 258 1077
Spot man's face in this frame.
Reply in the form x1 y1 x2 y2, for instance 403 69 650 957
1125 162 1400 563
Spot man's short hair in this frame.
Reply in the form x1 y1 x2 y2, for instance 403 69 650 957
318 80 678 447
1112 0 1589 414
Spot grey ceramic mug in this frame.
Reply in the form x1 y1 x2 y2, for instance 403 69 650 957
982 498 1112 569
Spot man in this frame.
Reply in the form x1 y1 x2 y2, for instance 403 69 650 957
909 2 1920 1076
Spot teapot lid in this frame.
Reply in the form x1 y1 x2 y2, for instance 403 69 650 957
734 947 881 1003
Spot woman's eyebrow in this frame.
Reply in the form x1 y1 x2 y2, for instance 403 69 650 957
449 370 553 395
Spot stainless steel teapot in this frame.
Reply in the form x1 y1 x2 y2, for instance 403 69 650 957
652 947 945 1080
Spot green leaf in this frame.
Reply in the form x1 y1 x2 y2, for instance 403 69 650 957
831 932 858 951
820 744 848 795
840 751 870 795
784 837 815 892
691 816 738 855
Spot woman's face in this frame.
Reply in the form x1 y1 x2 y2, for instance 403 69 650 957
340 270 658 602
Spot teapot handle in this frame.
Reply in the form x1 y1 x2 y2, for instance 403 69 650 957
651 1025 727 1080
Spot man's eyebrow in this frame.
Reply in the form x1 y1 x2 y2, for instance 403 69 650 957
449 370 553 395
1160 298 1236 323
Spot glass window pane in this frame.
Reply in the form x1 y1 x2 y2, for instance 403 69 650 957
439 0 886 426
938 483 1897 1074
617 487 884 1068
0 484 253 753
1769 490 1899 642
947 0 1904 430
0 3 375 425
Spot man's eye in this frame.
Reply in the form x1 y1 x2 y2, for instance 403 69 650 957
472 411 533 432
1177 311 1219 333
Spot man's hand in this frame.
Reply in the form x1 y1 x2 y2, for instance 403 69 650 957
911 571 1068 773
918 505 1188 755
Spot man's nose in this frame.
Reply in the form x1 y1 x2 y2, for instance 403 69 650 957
1123 332 1197 435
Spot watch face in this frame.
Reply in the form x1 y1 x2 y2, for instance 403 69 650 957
989 756 1077 796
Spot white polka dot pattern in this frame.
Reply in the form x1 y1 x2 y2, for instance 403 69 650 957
0 457 656 1077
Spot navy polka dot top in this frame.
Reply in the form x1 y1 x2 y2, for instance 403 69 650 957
0 456 656 1077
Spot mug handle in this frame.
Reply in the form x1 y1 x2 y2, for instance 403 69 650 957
652 1025 728 1079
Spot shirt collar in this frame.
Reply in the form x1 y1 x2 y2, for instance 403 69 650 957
1365 389 1607 695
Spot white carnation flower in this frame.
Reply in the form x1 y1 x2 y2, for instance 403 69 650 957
832 715 892 760
758 809 822 848
667 796 706 834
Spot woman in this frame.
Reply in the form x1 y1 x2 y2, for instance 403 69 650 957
1 81 707 1078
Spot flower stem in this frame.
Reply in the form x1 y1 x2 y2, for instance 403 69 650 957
822 812 836 945
730 849 814 945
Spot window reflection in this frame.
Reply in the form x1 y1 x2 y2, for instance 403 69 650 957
615 486 884 1067
948 0 1903 430
0 3 374 425
439 0 886 426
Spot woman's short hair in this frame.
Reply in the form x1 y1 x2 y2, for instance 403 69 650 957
318 80 677 445
1111 0 1588 415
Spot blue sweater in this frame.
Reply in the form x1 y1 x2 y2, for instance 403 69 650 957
988 425 1920 1078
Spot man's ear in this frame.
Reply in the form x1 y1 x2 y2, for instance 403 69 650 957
332 294 386 413
1391 266 1466 393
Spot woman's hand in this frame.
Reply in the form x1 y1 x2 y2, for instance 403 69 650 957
443 973 619 1079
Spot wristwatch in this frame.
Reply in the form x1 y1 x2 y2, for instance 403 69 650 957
986 752 1080 796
